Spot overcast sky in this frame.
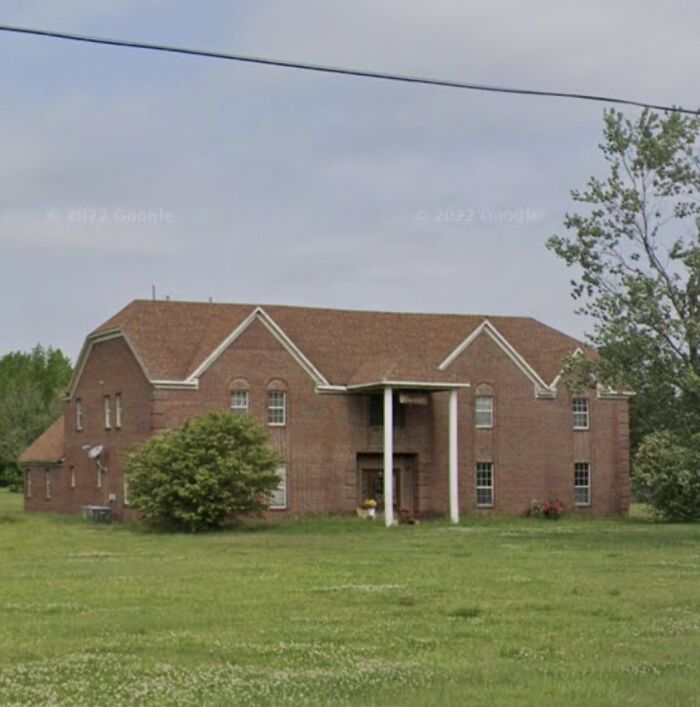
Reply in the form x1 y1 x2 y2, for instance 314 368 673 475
1 1 699 361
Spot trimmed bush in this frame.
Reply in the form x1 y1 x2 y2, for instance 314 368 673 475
125 410 281 531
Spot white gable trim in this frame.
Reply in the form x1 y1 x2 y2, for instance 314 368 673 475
186 307 329 386
439 319 554 397
549 347 585 389
66 329 152 400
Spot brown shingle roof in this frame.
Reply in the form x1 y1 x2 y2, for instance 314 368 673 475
91 300 591 386
19 417 65 464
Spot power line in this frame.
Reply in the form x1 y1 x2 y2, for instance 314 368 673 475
1 23 698 116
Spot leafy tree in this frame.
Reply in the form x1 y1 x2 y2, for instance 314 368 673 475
548 109 700 447
635 431 700 521
548 108 700 518
0 346 72 489
125 410 281 531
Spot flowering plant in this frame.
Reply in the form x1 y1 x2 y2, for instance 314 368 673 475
361 499 377 510
528 499 565 519
541 499 565 519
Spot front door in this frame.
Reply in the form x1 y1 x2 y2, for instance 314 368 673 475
358 456 416 516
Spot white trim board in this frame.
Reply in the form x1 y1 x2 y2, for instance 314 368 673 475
439 319 555 397
186 307 329 386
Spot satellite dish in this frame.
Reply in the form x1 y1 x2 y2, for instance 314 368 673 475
88 445 104 460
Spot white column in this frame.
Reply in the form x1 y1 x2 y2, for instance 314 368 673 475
448 388 459 524
383 385 394 527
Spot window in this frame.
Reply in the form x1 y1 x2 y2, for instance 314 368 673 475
115 394 123 429
269 466 287 509
76 399 83 431
574 462 591 506
268 391 286 426
123 480 130 506
104 396 112 430
231 389 249 413
476 462 494 507
70 466 76 489
25 469 31 499
45 470 51 500
97 467 102 489
573 397 589 430
368 394 406 428
475 396 494 428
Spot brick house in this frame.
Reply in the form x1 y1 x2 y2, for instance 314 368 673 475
21 300 631 524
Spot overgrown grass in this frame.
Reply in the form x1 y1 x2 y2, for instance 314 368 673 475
1 489 699 706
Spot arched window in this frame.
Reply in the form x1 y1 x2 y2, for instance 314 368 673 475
229 378 250 414
474 382 494 429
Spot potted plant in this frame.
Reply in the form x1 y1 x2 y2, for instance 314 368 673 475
361 498 377 519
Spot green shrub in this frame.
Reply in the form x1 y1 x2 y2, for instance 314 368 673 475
634 431 700 522
125 410 281 531
0 462 22 492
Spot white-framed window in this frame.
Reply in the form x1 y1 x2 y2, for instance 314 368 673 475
269 466 287 509
25 469 31 499
104 395 112 430
476 462 494 507
76 399 83 431
70 467 76 489
45 469 51 500
230 389 249 413
115 393 123 429
574 462 591 506
268 391 286 426
123 480 130 506
475 396 494 428
573 397 589 430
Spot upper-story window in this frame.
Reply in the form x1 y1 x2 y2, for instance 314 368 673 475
573 397 589 430
231 389 249 413
104 395 112 430
475 396 494 428
368 394 406 428
268 391 286 426
115 394 123 429
76 399 83 431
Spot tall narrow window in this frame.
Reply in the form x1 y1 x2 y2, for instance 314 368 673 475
45 470 51 500
104 396 112 430
476 462 494 507
97 467 102 489
123 480 130 506
573 398 589 430
574 462 591 506
76 399 83 431
269 466 287 509
268 391 286 426
70 466 76 489
475 396 494 428
115 394 123 429
231 389 249 413
25 469 31 499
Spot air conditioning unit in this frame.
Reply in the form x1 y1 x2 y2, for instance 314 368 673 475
81 505 112 523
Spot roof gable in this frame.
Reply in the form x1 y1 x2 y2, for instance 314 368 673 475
19 417 65 464
84 299 589 391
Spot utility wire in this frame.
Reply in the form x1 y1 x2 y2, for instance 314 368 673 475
1 24 698 116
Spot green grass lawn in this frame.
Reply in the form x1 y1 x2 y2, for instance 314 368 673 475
1 490 699 706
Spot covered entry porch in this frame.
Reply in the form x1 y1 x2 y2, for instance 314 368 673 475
346 379 470 527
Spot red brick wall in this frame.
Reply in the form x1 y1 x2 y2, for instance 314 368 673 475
29 323 630 521
433 332 630 516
